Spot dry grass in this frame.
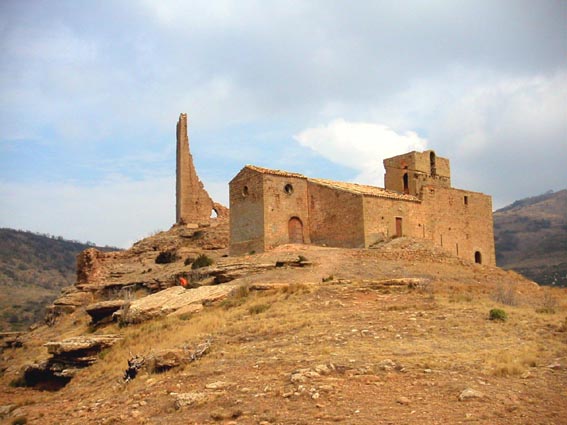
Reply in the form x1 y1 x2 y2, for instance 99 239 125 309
485 347 539 377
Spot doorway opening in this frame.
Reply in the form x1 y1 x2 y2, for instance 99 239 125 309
402 173 409 194
288 217 304 244
474 251 482 264
395 217 403 238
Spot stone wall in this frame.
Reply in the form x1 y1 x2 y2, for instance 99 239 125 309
362 197 423 246
308 181 365 248
176 113 214 225
384 150 451 196
262 174 311 250
229 168 265 255
229 151 496 266
420 186 495 266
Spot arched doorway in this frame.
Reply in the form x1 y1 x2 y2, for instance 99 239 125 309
402 173 409 194
288 217 304 244
474 251 482 264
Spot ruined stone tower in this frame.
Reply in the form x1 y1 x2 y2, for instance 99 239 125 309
175 113 214 225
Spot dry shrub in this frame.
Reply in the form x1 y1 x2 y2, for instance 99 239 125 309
221 285 250 309
191 254 214 269
248 303 271 315
536 291 558 314
492 284 517 306
155 250 180 264
280 283 310 296
487 349 538 377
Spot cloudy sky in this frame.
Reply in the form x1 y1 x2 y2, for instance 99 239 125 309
1 0 566 247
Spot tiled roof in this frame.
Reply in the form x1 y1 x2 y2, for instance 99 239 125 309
309 178 420 202
244 165 307 179
243 165 420 202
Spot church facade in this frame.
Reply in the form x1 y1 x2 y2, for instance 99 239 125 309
229 150 495 266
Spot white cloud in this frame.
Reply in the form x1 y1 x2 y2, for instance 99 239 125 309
294 119 427 186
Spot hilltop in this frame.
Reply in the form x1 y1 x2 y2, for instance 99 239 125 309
1 220 566 425
494 189 567 286
0 229 119 331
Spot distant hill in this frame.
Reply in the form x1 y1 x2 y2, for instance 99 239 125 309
494 189 567 286
0 228 119 330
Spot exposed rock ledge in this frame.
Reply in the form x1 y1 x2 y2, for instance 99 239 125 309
113 285 234 324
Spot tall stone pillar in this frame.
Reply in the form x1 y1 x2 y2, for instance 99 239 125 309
176 113 214 225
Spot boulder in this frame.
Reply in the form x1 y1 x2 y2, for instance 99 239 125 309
114 285 233 324
173 392 209 409
458 388 486 401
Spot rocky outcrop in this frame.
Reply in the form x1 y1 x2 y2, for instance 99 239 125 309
113 285 233 324
0 332 24 351
85 300 127 324
23 335 121 389
45 287 94 325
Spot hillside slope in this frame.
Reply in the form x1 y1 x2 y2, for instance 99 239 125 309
494 189 567 286
1 222 566 424
0 228 118 330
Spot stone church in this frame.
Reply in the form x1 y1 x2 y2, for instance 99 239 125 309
229 150 495 266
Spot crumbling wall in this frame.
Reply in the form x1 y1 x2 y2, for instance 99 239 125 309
176 113 215 225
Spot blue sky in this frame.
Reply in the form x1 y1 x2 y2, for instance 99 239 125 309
1 0 566 247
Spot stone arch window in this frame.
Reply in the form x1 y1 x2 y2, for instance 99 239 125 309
430 151 437 177
242 185 249 197
474 251 482 264
402 172 409 194
284 183 294 195
210 208 218 218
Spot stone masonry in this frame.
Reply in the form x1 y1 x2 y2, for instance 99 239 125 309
229 150 496 266
176 113 215 225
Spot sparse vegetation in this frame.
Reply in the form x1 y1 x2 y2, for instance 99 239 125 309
297 255 308 263
248 303 271 314
184 256 195 266
322 275 334 282
489 308 508 321
11 417 27 425
221 285 250 309
492 284 517 306
536 291 558 314
155 250 180 264
191 254 214 269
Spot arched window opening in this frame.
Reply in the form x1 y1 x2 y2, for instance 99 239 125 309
284 184 294 195
210 208 218 218
242 185 249 197
402 173 409 194
430 151 437 177
474 251 482 264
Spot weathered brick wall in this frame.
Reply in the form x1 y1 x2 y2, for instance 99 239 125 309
362 197 423 246
308 182 365 248
176 113 214 225
229 169 265 255
420 186 495 265
229 152 495 266
263 175 310 250
384 151 451 196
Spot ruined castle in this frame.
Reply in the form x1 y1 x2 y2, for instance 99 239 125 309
175 113 226 225
175 114 495 266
